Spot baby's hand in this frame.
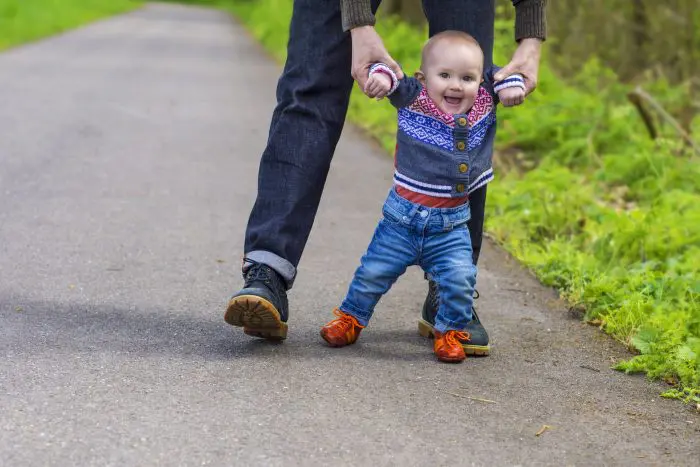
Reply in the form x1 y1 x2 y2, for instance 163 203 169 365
364 72 393 100
494 73 526 107
497 86 525 107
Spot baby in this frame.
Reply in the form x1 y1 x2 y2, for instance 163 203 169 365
320 31 525 362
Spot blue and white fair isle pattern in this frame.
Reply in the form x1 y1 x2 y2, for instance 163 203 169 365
397 107 454 152
397 86 497 153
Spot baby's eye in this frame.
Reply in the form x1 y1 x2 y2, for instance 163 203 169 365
439 72 450 79
462 76 475 82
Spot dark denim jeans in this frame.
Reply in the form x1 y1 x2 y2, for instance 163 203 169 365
340 188 476 332
243 0 495 287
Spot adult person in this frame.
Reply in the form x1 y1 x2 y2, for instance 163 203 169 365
224 0 547 352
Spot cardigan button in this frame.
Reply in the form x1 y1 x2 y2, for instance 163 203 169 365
456 141 466 151
459 163 468 173
456 183 465 193
457 117 467 126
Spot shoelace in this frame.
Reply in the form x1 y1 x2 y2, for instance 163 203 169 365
331 309 364 330
245 264 272 284
445 331 471 346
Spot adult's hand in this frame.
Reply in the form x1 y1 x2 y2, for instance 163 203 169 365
493 38 543 96
350 26 403 93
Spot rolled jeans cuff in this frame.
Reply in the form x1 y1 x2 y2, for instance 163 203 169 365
244 250 296 289
338 302 371 327
434 313 474 334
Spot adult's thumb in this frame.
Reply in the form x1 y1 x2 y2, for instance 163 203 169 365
387 58 404 80
493 63 516 82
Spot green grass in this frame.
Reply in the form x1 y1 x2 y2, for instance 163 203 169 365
185 0 700 402
0 0 141 51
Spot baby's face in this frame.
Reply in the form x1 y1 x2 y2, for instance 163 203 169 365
419 40 483 115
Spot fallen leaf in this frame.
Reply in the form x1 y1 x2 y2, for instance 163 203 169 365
535 425 553 437
15 306 23 312
216 259 225 263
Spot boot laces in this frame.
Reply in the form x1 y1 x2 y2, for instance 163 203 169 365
245 263 272 285
445 330 470 346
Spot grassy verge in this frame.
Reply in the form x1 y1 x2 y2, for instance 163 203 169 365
184 0 700 402
0 0 141 51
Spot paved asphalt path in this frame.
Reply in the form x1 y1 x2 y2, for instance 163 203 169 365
1 3 698 466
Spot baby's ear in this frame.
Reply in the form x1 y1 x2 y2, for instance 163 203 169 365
414 70 426 85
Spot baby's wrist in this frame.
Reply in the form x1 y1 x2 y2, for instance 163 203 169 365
368 63 399 95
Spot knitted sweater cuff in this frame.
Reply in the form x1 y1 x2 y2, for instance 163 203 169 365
494 74 526 93
368 63 400 95
341 0 375 32
514 0 547 41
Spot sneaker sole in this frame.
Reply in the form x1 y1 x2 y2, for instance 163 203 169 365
418 319 489 356
436 355 466 363
225 295 288 340
320 329 360 348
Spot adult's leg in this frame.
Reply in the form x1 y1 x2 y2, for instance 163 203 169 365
226 0 381 339
466 184 487 265
422 0 495 70
243 0 382 288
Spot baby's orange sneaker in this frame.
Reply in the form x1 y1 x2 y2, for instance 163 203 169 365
434 330 470 363
320 308 365 347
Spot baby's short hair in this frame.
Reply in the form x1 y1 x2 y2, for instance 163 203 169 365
421 30 484 70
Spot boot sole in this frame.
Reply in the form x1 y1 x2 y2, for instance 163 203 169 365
225 295 288 340
418 319 489 356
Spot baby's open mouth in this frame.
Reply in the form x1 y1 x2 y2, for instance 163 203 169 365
444 96 462 105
